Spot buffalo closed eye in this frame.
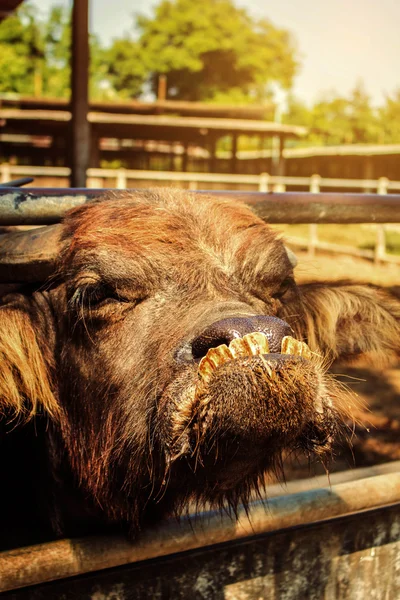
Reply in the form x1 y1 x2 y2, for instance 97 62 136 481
272 277 295 300
69 284 132 311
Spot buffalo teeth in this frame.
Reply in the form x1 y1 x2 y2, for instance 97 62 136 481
198 344 233 380
242 332 270 355
198 332 270 381
281 335 312 360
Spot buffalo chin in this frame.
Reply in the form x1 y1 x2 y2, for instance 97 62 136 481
159 353 341 510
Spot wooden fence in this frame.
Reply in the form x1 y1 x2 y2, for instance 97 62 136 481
1 164 400 263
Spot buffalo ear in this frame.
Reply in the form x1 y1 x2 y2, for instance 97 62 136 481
297 282 400 366
0 301 58 420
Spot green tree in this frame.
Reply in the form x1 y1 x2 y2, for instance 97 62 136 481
285 84 381 146
0 2 108 99
0 4 44 95
379 90 400 143
42 5 71 98
104 0 299 101
101 38 147 99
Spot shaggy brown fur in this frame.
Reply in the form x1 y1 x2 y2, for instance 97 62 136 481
1 188 400 546
0 305 58 419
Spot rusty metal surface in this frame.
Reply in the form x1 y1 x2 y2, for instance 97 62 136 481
0 224 61 282
0 470 400 594
1 502 400 598
1 188 400 225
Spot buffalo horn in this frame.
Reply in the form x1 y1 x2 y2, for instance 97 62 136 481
284 246 298 268
0 224 63 283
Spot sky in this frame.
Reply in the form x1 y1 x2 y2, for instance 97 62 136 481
34 0 400 107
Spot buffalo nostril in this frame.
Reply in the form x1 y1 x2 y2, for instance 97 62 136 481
191 316 293 360
250 316 293 353
191 317 250 360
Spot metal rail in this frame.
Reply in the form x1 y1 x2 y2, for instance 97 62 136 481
0 466 400 593
1 188 400 225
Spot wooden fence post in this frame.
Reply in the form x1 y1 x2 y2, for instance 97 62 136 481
308 175 321 257
188 181 198 191
0 164 11 184
116 169 127 189
375 177 389 263
273 179 286 192
86 177 103 189
259 173 270 193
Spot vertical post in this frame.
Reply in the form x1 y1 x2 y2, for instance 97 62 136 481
182 143 188 172
209 137 217 173
116 169 127 189
231 134 238 174
308 174 321 257
277 135 285 176
363 156 374 193
189 181 198 191
259 134 267 174
70 0 90 188
0 163 11 184
158 75 167 101
86 176 103 189
375 177 389 263
259 172 270 193
169 145 175 171
272 134 285 176
377 176 389 196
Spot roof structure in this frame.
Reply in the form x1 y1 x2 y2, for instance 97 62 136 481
0 96 273 120
0 107 307 144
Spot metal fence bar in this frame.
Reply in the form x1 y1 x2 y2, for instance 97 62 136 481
1 189 400 225
1 469 400 593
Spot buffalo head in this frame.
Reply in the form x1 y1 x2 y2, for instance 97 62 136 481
1 189 400 539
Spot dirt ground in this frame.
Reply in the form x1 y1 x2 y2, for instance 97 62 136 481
282 250 400 481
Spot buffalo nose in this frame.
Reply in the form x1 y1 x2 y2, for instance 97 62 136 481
191 316 292 359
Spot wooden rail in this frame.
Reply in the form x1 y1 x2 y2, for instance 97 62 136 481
2 164 400 193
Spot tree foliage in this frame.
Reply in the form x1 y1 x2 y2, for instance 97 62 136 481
0 3 105 99
1 1 400 145
285 84 388 146
108 0 299 101
0 4 44 95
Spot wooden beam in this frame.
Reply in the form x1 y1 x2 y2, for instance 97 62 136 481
70 0 90 187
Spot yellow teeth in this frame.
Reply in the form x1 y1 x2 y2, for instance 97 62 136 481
198 332 270 381
281 336 312 360
198 332 312 382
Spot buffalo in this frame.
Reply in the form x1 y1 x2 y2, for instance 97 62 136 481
1 189 400 549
